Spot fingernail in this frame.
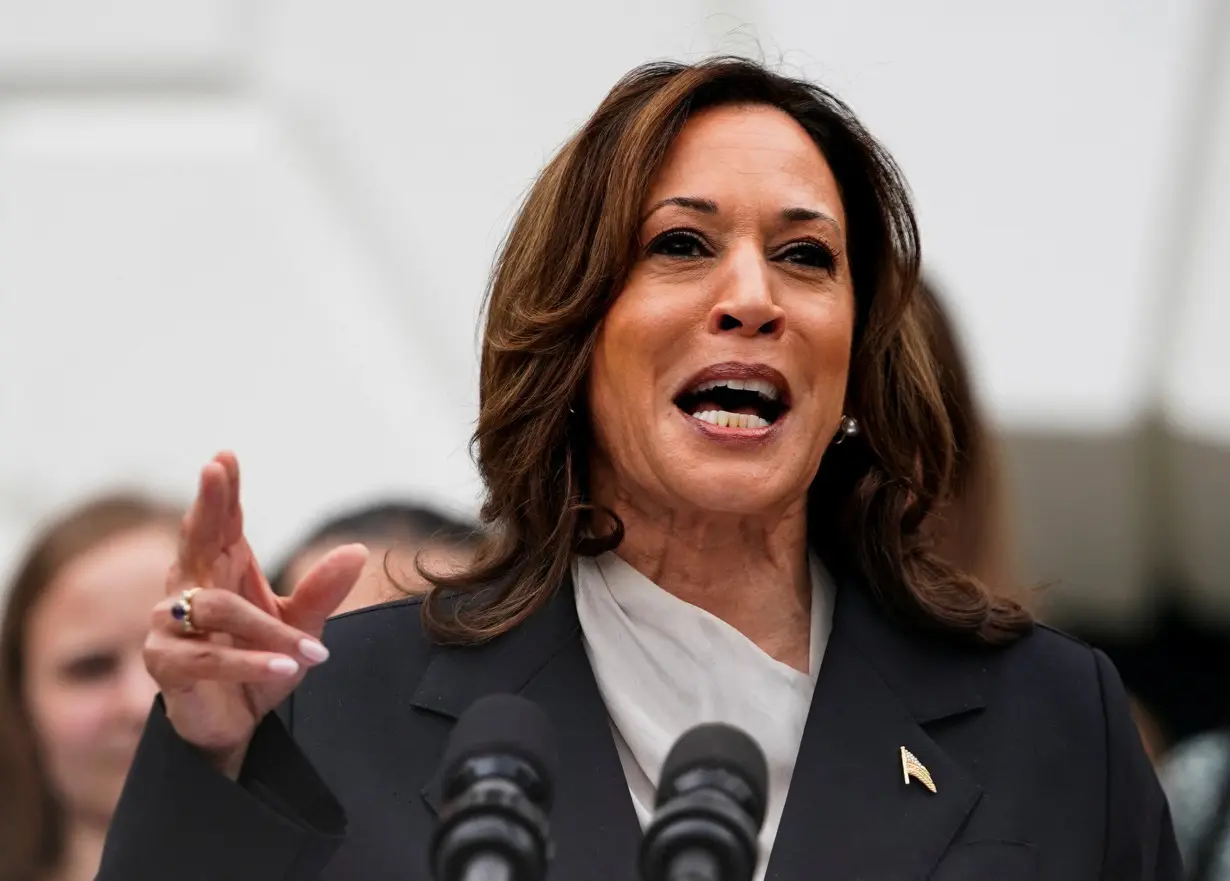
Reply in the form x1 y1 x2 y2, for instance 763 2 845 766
268 656 300 676
298 638 330 664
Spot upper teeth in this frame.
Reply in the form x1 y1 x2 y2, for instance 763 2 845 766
690 378 780 400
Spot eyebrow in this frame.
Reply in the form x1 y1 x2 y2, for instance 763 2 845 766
642 196 842 232
642 196 719 220
781 206 841 230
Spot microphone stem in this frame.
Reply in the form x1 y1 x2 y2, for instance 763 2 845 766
461 854 514 881
667 847 723 881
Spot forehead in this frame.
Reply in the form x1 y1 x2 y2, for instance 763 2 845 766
645 104 844 220
27 527 176 654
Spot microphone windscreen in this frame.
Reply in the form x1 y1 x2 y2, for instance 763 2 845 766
657 722 769 826
441 694 559 805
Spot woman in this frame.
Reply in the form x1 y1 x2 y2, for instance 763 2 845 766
98 58 1178 880
0 494 179 881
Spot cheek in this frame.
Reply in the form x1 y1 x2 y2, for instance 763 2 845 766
27 681 118 767
587 350 672 499
590 278 695 414
589 307 658 450
798 298 856 400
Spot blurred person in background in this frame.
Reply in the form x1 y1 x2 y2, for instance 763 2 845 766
270 502 479 614
917 282 1173 764
915 279 1018 596
0 494 180 881
920 280 1172 766
1161 726 1230 879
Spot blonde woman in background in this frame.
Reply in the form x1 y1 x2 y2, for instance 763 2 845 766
0 495 180 881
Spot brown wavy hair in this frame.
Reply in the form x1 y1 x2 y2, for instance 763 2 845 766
423 57 1031 647
0 494 180 881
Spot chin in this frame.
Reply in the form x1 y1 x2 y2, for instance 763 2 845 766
665 467 805 518
638 417 808 516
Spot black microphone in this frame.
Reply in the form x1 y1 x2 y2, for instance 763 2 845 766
639 723 769 881
429 694 559 881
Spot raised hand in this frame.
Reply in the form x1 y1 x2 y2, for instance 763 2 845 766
144 452 367 778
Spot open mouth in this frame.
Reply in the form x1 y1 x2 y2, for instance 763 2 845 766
673 370 790 430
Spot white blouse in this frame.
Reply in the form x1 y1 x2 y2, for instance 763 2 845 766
573 551 834 881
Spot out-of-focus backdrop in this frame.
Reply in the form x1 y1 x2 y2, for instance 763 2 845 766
0 0 1227 726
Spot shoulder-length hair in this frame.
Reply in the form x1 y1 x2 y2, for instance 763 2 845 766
423 57 1031 647
0 494 180 881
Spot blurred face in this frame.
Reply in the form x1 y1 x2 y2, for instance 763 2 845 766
589 104 856 517
22 525 174 824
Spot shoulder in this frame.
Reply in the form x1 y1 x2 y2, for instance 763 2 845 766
885 615 1114 716
978 622 1159 794
886 618 1130 761
841 580 1117 734
321 594 432 653
982 622 1131 734
981 624 1179 872
989 622 1106 694
295 596 436 712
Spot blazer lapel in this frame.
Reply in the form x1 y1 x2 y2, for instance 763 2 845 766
412 582 641 881
766 576 986 881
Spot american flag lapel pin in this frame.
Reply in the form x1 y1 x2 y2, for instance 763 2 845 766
901 746 937 794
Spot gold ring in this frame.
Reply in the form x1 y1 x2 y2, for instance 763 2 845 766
170 587 203 635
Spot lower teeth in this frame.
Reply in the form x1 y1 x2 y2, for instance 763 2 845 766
691 410 770 429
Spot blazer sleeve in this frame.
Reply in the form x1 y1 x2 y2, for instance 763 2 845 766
1095 649 1184 881
96 696 347 881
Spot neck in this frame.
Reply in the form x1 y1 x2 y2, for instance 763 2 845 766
46 817 107 881
602 490 813 672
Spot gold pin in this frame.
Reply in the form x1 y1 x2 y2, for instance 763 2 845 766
901 746 937 793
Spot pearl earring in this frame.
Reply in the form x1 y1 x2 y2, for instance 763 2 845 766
834 415 859 444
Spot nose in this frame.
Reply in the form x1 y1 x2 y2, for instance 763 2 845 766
706 243 785 339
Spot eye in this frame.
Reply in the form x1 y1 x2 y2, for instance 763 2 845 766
646 229 712 259
61 652 119 683
775 240 837 273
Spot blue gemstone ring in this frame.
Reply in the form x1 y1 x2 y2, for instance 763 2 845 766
170 587 203 635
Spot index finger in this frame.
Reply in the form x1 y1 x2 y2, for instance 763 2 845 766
172 460 231 590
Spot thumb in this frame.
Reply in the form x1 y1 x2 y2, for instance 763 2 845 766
282 543 369 637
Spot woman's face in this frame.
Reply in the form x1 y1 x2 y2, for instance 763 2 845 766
589 104 856 518
22 525 174 824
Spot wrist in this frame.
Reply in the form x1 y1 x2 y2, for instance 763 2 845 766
209 740 251 781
